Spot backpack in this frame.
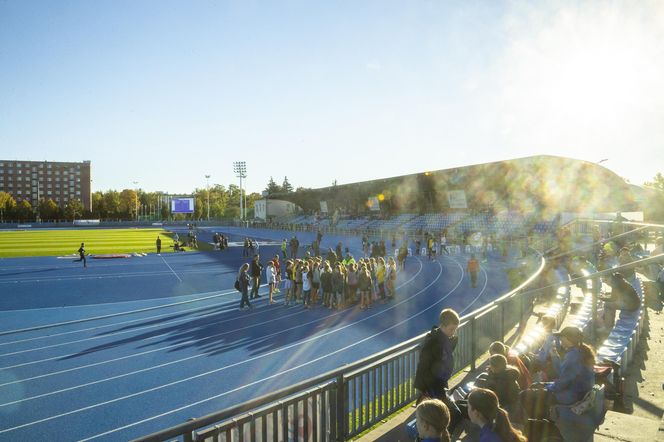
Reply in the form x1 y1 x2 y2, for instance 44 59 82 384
234 279 241 292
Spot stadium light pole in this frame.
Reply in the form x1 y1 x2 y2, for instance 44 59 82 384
132 181 139 221
233 162 247 221
205 174 211 221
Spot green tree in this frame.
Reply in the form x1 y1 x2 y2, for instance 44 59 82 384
64 199 84 221
0 192 16 222
91 191 104 218
39 199 61 220
645 172 664 190
15 200 33 220
103 190 121 218
265 177 282 194
282 176 293 193
119 189 139 219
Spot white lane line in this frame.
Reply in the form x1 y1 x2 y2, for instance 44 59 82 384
0 288 239 337
0 258 437 437
79 259 459 441
0 287 226 314
0 260 423 379
160 255 182 282
0 294 236 348
0 267 223 284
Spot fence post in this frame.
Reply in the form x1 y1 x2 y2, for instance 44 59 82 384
591 274 599 343
500 301 506 339
470 317 477 371
333 374 345 441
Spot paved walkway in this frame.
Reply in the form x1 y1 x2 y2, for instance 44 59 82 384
356 276 664 441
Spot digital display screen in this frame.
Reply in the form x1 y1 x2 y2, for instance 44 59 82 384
171 198 195 213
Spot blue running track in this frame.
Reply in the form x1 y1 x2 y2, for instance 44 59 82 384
0 226 514 441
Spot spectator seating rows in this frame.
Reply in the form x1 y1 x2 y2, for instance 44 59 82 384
595 277 645 376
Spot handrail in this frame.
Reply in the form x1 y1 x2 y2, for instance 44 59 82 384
133 250 546 442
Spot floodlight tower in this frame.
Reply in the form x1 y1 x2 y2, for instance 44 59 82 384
205 174 211 221
233 162 247 220
132 181 139 221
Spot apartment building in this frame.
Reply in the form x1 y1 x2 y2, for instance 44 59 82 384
0 160 92 210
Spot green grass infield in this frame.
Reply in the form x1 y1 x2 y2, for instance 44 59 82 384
0 228 196 258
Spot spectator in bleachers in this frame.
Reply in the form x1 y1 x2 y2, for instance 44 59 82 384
416 398 451 442
522 327 594 424
489 341 532 389
617 247 635 280
467 388 526 442
475 354 521 414
601 272 640 329
414 309 462 428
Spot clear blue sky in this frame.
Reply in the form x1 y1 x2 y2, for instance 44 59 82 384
1 1 663 194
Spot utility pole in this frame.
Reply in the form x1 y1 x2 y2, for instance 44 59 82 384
132 181 139 221
205 174 211 221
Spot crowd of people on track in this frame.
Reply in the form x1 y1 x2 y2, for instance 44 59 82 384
235 237 401 311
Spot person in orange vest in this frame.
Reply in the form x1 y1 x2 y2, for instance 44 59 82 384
467 254 480 288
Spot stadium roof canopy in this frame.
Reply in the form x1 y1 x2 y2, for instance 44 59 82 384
273 155 635 216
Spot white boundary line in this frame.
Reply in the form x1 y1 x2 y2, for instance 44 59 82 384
160 255 182 282
0 289 238 337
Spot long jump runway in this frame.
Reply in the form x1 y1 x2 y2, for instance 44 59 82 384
0 228 513 441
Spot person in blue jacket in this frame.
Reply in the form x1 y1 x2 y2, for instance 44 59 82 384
467 388 526 442
544 326 597 441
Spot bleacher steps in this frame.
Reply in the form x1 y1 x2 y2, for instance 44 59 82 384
595 410 660 441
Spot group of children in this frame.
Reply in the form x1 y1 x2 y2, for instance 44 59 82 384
413 307 600 441
258 253 399 310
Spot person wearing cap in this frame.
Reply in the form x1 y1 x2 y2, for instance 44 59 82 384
545 327 595 403
523 326 596 440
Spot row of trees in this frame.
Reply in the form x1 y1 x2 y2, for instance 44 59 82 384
0 182 267 222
